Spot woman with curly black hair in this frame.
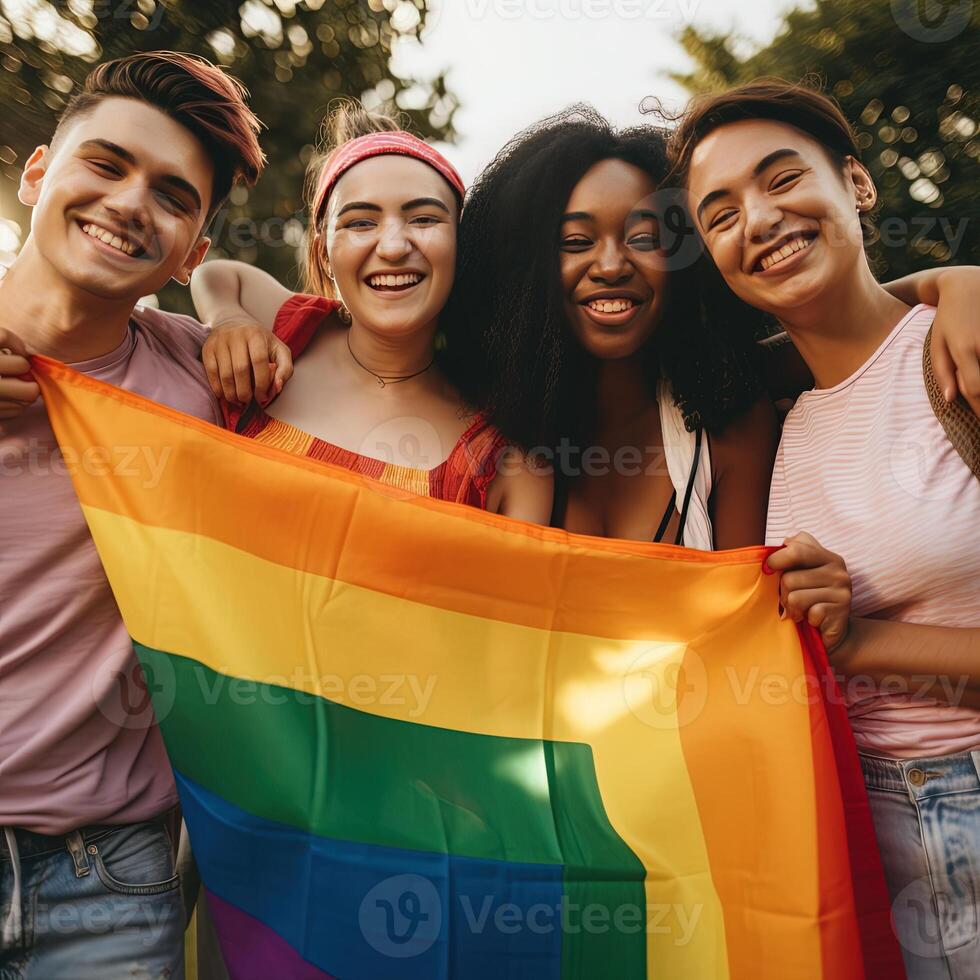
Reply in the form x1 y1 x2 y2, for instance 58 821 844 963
443 106 780 549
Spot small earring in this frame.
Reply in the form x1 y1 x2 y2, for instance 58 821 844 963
337 304 351 325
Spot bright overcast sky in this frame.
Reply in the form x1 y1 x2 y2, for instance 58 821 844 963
391 0 806 183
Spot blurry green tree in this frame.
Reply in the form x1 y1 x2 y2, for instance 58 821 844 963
673 0 979 277
0 0 456 312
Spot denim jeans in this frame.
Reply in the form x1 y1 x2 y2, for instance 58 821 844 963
861 751 980 980
0 815 184 980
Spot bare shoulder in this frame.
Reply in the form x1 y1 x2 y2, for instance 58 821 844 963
487 446 554 525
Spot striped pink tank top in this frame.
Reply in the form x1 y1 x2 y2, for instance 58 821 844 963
767 305 980 759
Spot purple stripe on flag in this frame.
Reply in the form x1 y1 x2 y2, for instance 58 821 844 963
205 889 336 980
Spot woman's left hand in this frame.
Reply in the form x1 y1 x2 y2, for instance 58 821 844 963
764 532 852 653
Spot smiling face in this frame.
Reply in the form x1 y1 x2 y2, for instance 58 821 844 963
322 155 458 338
686 118 876 320
560 158 670 361
17 97 214 301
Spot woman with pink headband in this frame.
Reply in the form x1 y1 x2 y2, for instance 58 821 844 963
192 102 551 517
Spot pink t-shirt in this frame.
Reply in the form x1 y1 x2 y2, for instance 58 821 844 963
0 306 222 834
767 305 980 760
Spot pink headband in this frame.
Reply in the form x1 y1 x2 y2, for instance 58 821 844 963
312 131 465 224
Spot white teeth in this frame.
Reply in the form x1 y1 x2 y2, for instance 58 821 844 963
587 299 635 314
759 236 813 271
81 222 136 256
368 273 422 288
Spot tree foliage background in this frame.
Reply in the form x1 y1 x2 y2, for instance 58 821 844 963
673 0 980 279
0 0 456 312
1 0 977 310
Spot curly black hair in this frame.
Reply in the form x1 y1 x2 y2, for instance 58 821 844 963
442 105 768 451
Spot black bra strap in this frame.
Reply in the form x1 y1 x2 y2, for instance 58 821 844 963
674 427 704 546
652 490 677 544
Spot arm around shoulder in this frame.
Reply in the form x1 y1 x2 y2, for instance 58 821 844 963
190 259 294 333
884 265 980 414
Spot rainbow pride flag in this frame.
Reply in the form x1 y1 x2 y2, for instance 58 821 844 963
35 357 904 979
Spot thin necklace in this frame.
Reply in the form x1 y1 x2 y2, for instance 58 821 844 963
347 331 434 388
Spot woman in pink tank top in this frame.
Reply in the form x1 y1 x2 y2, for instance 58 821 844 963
675 80 980 978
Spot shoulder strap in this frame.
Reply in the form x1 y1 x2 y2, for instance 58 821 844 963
674 427 704 546
651 425 703 546
652 490 678 544
441 415 510 501
273 293 340 355
922 326 980 481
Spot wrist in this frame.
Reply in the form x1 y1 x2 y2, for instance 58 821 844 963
828 616 879 675
209 314 258 332
829 621 852 657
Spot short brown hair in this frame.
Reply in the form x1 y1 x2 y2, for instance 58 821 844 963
302 98 402 298
56 50 265 219
669 77 860 183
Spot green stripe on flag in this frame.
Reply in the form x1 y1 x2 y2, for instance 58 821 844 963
138 644 647 975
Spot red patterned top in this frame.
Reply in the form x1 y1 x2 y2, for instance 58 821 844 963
224 294 507 508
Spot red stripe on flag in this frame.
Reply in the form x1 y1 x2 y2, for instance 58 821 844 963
797 624 906 979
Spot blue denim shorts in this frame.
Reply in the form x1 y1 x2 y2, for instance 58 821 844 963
0 815 184 980
861 750 980 980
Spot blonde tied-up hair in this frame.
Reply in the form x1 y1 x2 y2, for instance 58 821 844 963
301 98 403 298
